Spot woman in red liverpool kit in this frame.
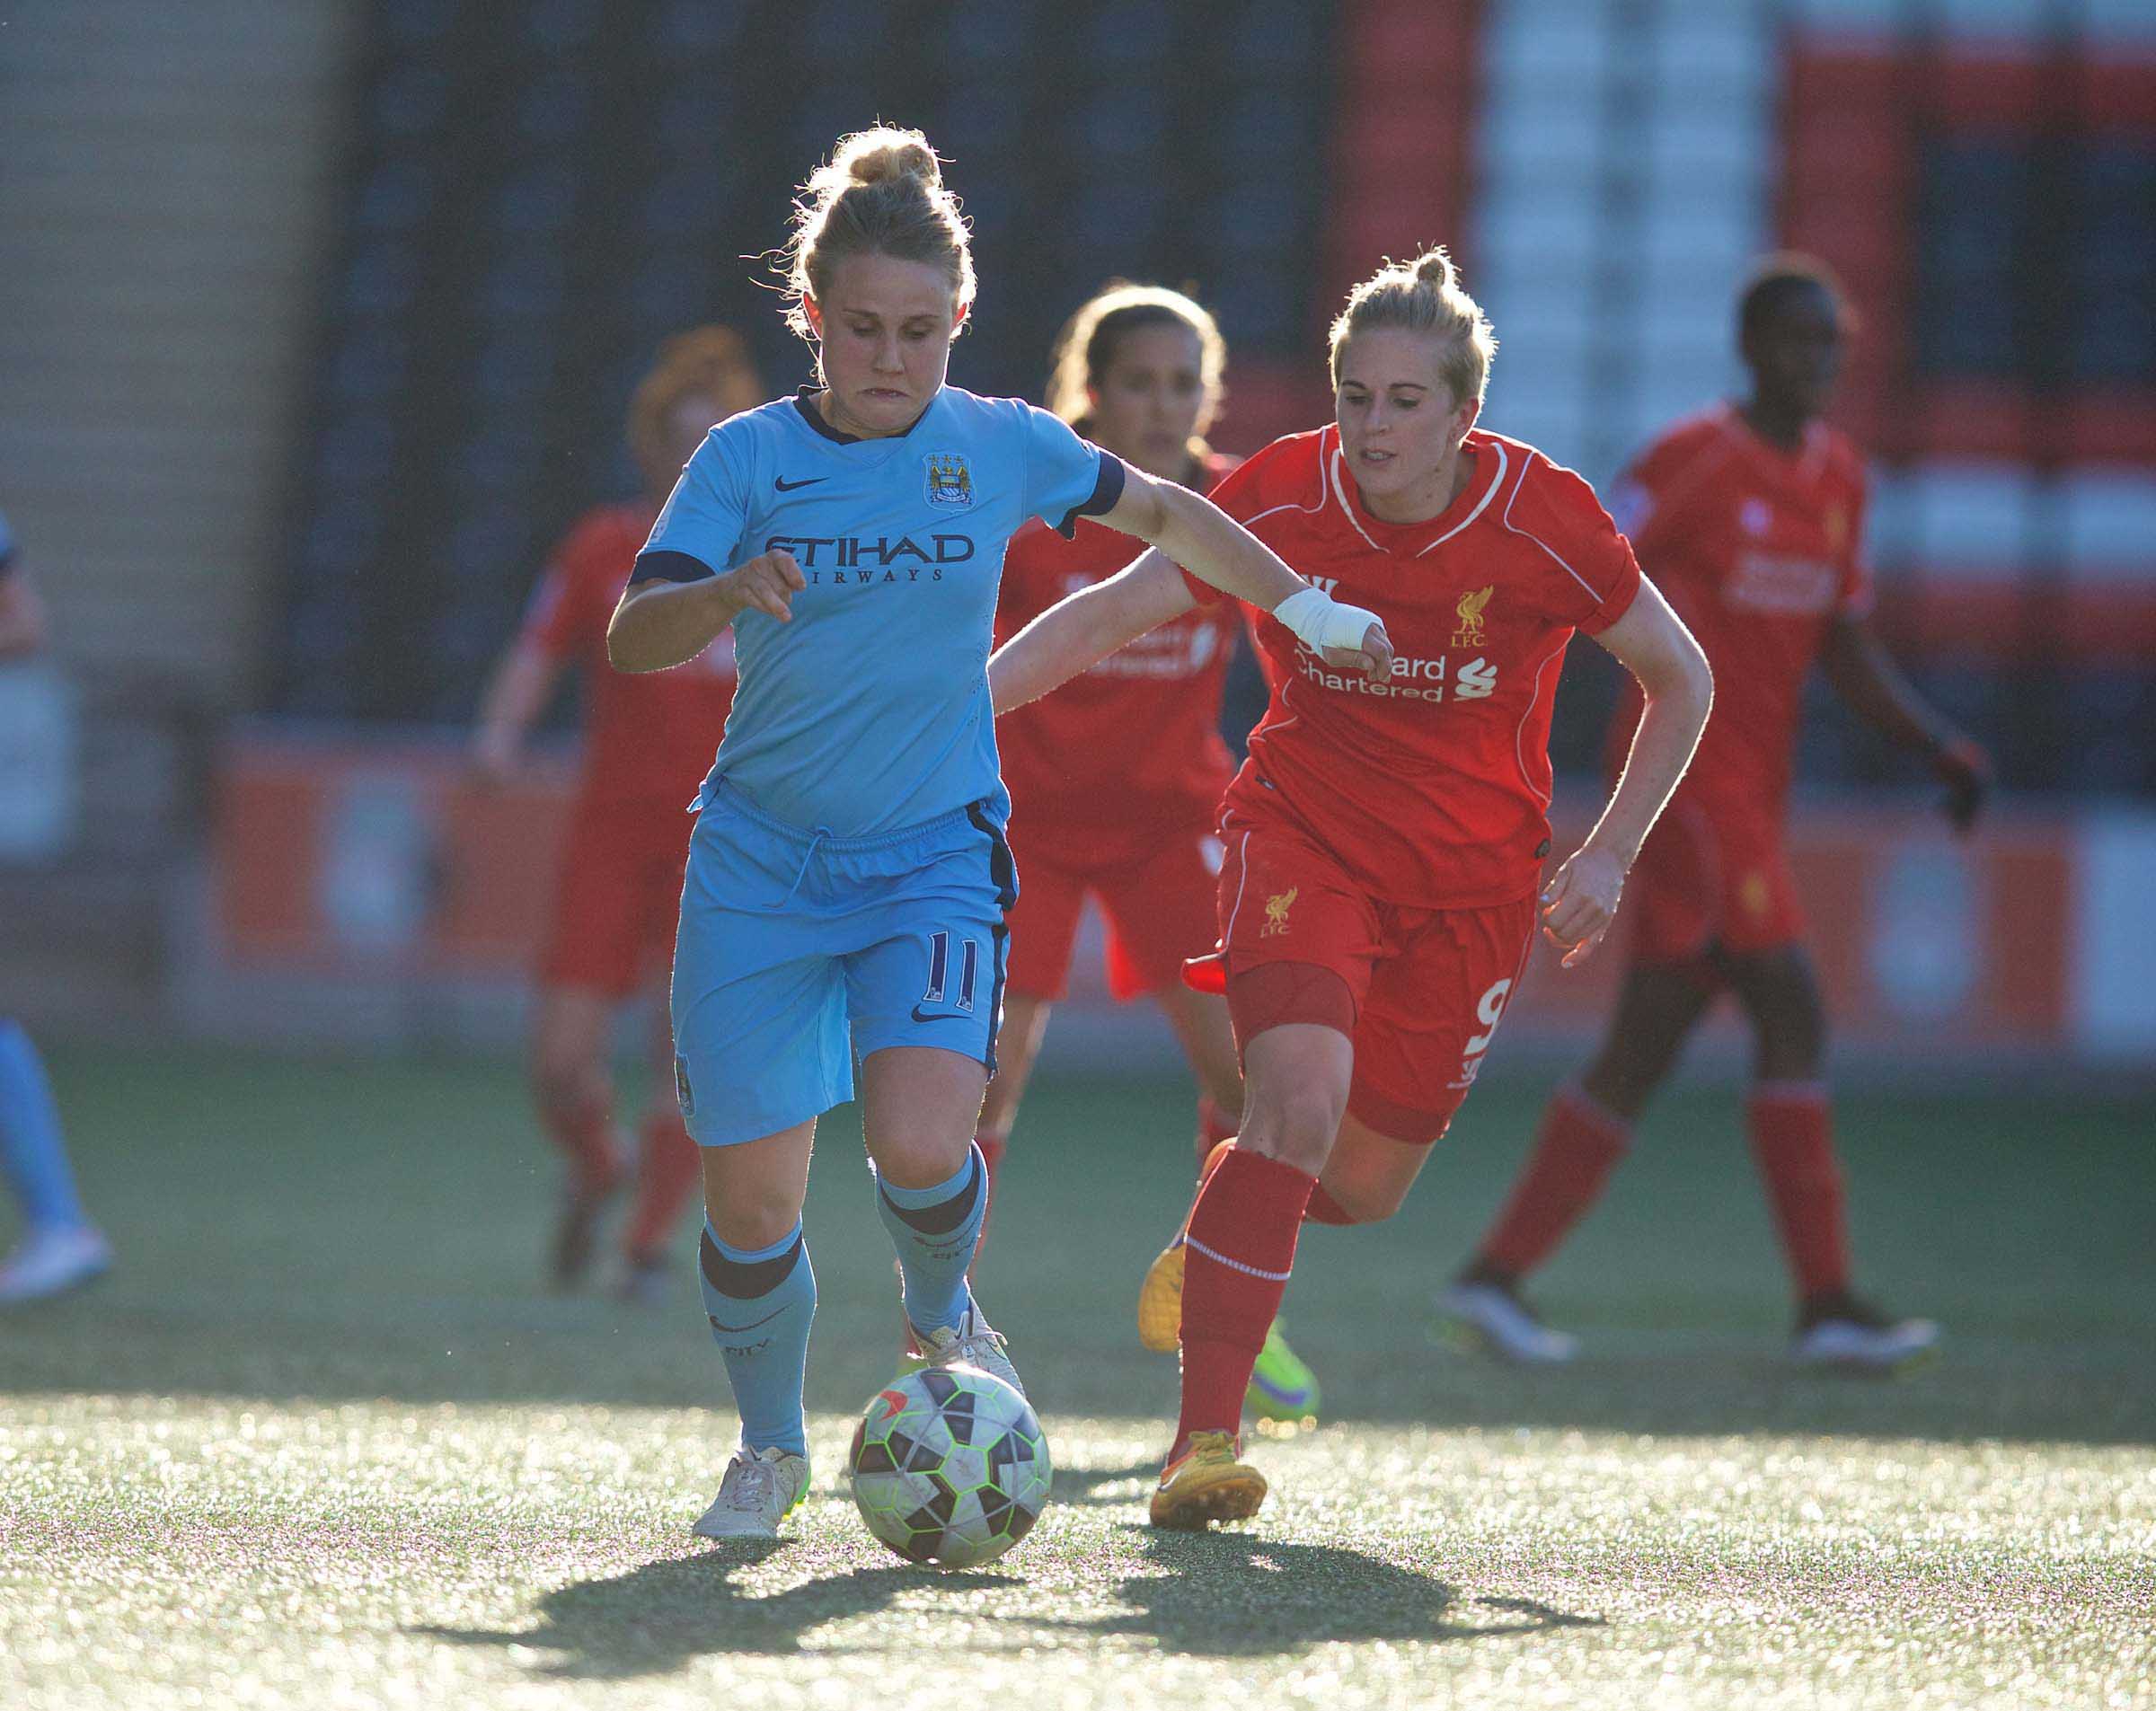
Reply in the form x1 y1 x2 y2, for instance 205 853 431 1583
986 283 1318 1420
991 248 1714 1528
471 327 763 1299
1438 256 1991 1373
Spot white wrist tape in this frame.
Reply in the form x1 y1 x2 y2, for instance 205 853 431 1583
1273 586 1383 654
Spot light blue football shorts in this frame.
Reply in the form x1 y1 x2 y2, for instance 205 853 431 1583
669 780 1017 1148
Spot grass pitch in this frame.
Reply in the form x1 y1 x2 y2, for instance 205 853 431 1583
3 1046 2152 1709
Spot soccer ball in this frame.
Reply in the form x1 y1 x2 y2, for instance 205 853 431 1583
847 1364 1051 1568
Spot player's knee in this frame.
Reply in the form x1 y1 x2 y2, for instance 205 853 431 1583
869 1126 974 1193
531 1048 605 1126
701 1162 802 1249
1754 980 1826 1075
1241 1084 1344 1176
703 1192 800 1252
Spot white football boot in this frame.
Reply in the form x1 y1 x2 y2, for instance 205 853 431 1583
1436 1279 1580 1364
0 1225 111 1306
1790 1293 1940 1373
692 1445 811 1539
911 1301 1026 1398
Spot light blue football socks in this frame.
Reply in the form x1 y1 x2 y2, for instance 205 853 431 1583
698 1220 815 1458
0 1019 86 1231
874 1144 986 1336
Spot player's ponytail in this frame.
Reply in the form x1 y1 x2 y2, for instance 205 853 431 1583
1328 244 1498 410
1046 280 1227 468
626 325 764 496
782 126 976 345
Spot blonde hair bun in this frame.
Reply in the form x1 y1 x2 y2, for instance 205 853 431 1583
1411 248 1458 289
840 131 941 188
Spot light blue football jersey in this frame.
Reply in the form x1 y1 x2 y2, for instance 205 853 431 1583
634 387 1121 836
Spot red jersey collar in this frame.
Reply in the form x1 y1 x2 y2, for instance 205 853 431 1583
1715 402 1829 483
1326 426 1509 558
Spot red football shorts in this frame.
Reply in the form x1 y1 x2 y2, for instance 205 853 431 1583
539 795 694 997
1627 792 1803 967
1005 820 1224 1002
1213 815 1538 1146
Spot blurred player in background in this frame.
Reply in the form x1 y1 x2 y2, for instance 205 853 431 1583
0 507 111 1305
987 281 1318 1423
606 126 1388 1541
993 249 1713 1528
1440 256 1992 1372
471 328 763 1301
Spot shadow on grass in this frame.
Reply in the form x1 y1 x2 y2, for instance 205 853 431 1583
419 1540 1010 1679
419 1529 1602 1679
1056 1526 1605 1656
1048 1455 1158 1508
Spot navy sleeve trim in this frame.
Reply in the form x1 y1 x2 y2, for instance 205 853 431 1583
628 549 716 586
1054 448 1127 539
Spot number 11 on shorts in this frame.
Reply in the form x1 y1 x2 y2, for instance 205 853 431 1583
923 930 980 1012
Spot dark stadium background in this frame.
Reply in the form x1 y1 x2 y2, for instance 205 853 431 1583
0 0 2151 1063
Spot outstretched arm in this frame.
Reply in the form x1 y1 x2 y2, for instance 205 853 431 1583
991 464 1392 713
1542 579 1714 967
990 549 1197 714
1819 613 1991 832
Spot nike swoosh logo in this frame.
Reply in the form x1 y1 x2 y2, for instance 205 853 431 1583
773 475 826 492
910 1005 969 1024
706 1306 790 1333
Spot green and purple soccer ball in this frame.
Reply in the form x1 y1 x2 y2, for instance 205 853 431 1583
847 1364 1050 1567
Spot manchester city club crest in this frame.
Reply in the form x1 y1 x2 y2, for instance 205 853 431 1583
925 451 973 507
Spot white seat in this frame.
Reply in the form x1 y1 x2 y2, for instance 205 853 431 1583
1477 207 1601 277
2062 474 2156 578
1479 94 1607 170
1864 471 1921 568
2081 0 2156 40
1912 464 2038 577
1484 0 1618 84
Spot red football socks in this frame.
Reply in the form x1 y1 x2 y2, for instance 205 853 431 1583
548 1092 623 1193
1174 1147 1314 1452
1477 1083 1632 1277
1303 1184 1356 1225
624 1111 700 1263
1748 1081 1851 1298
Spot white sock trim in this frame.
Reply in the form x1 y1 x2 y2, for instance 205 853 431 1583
1185 1234 1294 1283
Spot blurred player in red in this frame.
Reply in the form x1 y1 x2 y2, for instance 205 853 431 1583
992 249 1715 1526
987 282 1319 1421
1439 256 1991 1372
471 327 764 1300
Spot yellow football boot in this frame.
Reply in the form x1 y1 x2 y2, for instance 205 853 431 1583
1136 1239 1186 1353
1149 1430 1268 1530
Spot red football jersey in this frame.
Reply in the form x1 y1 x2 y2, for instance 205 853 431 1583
520 501 738 804
995 455 1240 833
1187 426 1641 909
1607 406 1869 813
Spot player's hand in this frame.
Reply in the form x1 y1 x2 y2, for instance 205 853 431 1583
719 549 806 622
1541 843 1626 968
1321 620 1395 684
1931 736 1992 834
